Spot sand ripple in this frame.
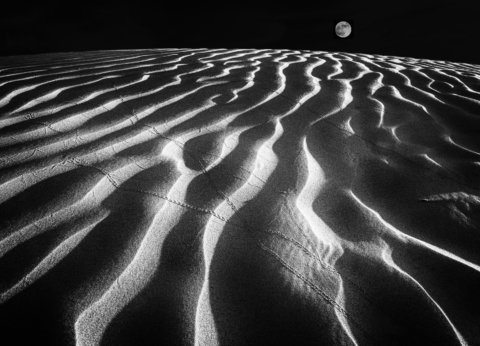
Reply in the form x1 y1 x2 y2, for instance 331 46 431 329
1 49 479 345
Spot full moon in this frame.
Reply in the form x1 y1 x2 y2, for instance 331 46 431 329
335 21 352 38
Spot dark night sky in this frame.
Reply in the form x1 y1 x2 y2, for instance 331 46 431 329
1 1 479 64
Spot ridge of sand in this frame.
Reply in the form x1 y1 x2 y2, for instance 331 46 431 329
1 48 480 345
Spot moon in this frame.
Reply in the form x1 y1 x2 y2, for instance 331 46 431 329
335 21 352 38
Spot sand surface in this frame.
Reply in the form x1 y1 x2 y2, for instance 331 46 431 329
1 48 480 345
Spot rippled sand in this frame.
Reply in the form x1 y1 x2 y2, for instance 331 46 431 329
0 49 479 346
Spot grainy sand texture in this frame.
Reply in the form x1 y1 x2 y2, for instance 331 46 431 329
0 48 480 346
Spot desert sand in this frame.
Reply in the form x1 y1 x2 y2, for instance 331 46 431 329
0 48 479 345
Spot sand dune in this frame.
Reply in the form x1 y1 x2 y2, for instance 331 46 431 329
1 48 480 345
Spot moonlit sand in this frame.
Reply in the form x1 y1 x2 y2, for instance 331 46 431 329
0 48 479 345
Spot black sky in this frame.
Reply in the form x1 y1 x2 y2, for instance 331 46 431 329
1 0 479 64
